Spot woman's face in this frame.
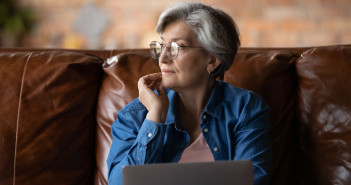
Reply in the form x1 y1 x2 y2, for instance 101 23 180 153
159 21 213 91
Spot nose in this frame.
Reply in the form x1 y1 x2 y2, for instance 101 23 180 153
158 47 171 64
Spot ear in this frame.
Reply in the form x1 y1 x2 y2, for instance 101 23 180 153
207 56 221 74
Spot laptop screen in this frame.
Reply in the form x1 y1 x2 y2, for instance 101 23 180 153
122 160 253 185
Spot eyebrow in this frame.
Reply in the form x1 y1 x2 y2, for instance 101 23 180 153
160 36 189 43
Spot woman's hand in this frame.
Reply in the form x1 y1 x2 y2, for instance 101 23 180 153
138 73 169 123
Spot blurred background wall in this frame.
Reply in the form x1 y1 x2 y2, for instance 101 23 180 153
1 0 350 49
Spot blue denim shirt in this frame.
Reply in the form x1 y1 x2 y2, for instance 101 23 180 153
107 81 272 185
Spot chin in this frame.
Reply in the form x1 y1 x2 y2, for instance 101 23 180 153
161 79 177 90
161 82 174 89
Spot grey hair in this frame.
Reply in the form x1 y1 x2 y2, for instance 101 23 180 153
156 1 241 77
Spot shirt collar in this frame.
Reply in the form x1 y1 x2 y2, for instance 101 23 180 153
164 90 179 126
203 80 223 119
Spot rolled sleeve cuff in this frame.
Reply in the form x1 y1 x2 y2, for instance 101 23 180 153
136 119 166 146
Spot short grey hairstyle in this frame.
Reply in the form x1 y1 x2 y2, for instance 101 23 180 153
156 2 241 77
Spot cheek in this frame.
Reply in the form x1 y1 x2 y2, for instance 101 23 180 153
176 57 208 77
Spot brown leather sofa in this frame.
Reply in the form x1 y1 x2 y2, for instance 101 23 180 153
1 44 350 185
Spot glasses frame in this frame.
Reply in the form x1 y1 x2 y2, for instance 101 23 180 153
149 41 202 60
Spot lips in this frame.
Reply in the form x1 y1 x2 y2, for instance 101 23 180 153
161 69 175 74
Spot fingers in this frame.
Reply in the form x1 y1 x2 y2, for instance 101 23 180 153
138 73 162 90
148 76 162 89
143 73 162 84
156 82 167 97
138 73 169 123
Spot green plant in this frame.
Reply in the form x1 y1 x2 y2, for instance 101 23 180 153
0 0 35 46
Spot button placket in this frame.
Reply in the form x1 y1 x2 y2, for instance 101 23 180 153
202 114 207 120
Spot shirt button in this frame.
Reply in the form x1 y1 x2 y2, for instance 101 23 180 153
203 115 207 120
204 128 209 133
147 133 153 137
213 147 219 152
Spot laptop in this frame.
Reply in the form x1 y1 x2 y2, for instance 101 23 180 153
122 160 253 185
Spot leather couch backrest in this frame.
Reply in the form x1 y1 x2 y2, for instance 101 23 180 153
296 45 351 185
0 51 103 185
1 45 350 185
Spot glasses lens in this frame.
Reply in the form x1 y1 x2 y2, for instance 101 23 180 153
150 41 162 59
169 42 179 60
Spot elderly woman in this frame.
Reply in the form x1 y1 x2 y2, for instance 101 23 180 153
107 2 272 185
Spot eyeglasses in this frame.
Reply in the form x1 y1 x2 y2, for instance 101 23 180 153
149 41 202 60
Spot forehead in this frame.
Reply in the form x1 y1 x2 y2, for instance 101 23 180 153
160 21 198 43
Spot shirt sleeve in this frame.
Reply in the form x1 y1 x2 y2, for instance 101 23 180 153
107 108 167 185
234 92 273 185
